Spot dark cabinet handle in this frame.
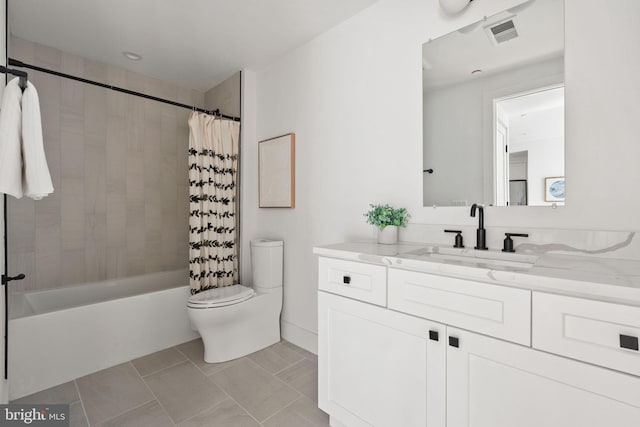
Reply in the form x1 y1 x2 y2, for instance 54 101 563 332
429 330 439 341
448 336 459 348
620 334 639 351
343 276 351 285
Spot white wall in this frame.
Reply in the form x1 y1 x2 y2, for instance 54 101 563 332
243 0 640 351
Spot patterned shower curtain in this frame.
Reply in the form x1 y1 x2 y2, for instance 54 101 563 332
188 112 240 294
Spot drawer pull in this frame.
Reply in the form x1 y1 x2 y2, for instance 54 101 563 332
429 330 439 341
619 334 639 351
342 275 351 285
448 336 459 348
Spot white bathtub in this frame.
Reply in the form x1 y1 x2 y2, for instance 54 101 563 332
8 269 198 400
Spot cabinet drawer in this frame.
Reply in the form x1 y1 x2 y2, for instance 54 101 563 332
533 292 640 376
318 257 386 306
388 268 531 345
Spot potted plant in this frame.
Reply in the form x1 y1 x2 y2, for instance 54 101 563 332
364 204 410 244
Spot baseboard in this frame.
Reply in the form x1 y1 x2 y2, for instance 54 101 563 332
281 320 318 354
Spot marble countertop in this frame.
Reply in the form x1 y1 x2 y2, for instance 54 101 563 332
313 241 640 305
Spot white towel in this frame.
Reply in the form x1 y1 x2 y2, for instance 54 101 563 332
21 80 53 199
0 78 53 200
0 78 24 198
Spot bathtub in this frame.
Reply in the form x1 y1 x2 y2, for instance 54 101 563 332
8 269 198 400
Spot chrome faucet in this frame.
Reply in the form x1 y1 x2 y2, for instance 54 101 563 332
470 203 488 250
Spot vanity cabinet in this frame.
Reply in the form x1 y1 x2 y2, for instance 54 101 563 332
446 327 640 427
318 291 446 427
317 256 640 427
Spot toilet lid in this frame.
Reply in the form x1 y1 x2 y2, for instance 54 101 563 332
187 285 255 308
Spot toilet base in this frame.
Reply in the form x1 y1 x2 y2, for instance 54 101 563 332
189 288 282 363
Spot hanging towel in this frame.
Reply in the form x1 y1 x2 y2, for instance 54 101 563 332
0 78 53 199
21 80 53 199
0 78 24 198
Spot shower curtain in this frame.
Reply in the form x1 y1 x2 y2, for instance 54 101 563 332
188 112 240 294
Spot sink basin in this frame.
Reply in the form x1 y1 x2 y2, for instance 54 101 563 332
402 247 538 270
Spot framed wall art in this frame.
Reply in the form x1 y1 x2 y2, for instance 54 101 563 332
544 176 565 202
259 133 295 208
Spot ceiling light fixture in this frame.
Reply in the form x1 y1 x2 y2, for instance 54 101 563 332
440 0 474 15
123 51 142 61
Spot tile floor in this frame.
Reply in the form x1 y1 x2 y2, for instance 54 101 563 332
12 339 330 427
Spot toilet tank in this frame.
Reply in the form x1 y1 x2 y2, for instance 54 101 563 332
251 239 283 289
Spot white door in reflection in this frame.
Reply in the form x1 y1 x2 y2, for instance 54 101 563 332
495 85 565 206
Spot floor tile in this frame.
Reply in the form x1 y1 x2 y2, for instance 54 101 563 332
263 396 330 427
281 341 318 363
76 363 154 425
249 342 305 374
131 347 186 377
176 339 239 375
178 399 260 427
69 401 89 427
276 358 319 403
11 381 79 404
211 358 299 422
94 400 174 427
144 360 228 424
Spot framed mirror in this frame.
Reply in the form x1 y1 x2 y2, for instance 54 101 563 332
422 0 564 207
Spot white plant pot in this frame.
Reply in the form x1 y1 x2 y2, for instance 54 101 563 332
377 225 399 245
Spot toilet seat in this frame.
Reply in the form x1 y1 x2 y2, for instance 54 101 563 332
187 285 255 309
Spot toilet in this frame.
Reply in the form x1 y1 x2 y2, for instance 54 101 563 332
187 239 283 363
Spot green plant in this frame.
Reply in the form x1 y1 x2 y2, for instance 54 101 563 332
364 204 410 230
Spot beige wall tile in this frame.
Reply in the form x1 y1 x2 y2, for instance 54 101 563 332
61 80 84 113
35 252 62 290
106 194 126 248
61 131 84 181
85 145 107 215
61 193 85 251
34 43 62 70
60 108 84 135
106 117 126 194
126 201 146 275
9 38 205 289
106 247 127 279
84 59 108 84
85 85 108 141
61 52 84 76
107 66 126 88
107 91 127 117
86 214 108 282
35 194 61 254
9 37 35 63
8 199 35 253
34 72 61 109
125 70 147 94
62 249 85 285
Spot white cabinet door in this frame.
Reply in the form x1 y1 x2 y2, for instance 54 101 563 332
446 327 640 427
318 291 445 427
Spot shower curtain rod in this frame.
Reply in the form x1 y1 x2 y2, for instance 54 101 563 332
8 58 241 122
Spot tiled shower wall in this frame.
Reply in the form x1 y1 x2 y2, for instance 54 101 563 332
7 37 205 291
